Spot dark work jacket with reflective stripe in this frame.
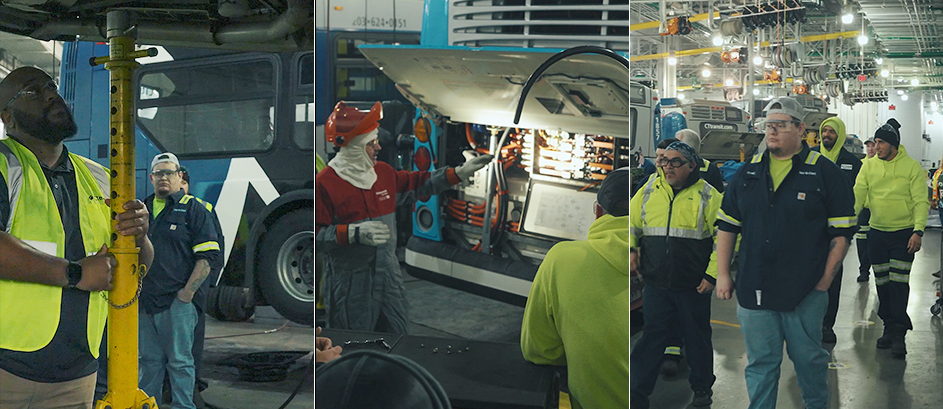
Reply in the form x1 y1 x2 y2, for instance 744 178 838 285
701 158 725 193
632 167 721 290
812 144 861 187
718 146 857 312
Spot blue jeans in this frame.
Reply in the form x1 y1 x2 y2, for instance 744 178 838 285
737 290 829 409
139 298 198 409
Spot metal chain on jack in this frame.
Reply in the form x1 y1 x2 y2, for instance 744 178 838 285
100 264 147 309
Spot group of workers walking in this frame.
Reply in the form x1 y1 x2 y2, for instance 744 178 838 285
0 67 222 409
630 96 927 409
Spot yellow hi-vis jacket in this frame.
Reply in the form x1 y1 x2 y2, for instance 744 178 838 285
630 173 722 289
854 144 929 233
0 138 111 357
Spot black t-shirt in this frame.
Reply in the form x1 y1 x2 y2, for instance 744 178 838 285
0 147 98 382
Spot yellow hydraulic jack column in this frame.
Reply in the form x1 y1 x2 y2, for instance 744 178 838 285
94 10 159 409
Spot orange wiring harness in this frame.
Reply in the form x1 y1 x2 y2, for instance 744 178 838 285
447 126 526 251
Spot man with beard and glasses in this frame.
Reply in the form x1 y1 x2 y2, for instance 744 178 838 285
0 67 153 408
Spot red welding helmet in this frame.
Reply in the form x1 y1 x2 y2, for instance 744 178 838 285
325 101 383 147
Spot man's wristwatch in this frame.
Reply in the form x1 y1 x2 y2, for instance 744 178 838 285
66 261 83 289
915 230 924 237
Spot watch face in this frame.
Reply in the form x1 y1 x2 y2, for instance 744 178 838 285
68 262 83 286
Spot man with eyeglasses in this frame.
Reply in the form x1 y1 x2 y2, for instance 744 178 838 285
95 165 224 408
0 67 153 407
813 116 862 344
715 97 856 409
139 152 221 409
317 102 491 334
629 142 722 408
853 119 926 358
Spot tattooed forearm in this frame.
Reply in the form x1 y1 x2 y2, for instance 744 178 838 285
186 259 211 294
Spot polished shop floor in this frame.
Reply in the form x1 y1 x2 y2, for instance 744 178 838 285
632 227 943 409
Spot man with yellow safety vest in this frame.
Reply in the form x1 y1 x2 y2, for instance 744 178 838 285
656 130 727 377
140 152 221 409
854 120 927 357
629 142 722 409
0 67 153 408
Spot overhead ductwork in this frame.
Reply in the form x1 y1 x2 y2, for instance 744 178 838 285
8 0 312 52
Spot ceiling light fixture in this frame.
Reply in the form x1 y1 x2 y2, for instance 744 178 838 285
902 94 909 101
912 79 919 86
678 93 686 100
858 35 868 46
841 10 854 25
702 68 711 77
881 69 890 77
713 36 723 46
753 55 764 66
898 90 905 95
753 88 760 96
668 52 677 66
876 57 884 65
725 78 734 86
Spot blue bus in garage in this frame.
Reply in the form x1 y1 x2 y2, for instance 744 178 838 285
60 41 315 325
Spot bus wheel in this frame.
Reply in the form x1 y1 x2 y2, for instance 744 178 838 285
206 285 254 322
259 210 314 326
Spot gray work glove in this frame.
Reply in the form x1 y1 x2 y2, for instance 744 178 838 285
347 221 391 246
455 154 494 183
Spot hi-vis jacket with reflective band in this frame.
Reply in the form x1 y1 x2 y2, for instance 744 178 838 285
932 167 943 209
0 138 111 356
717 146 857 311
630 173 722 290
854 144 929 233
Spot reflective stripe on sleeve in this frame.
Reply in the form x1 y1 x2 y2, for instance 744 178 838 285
192 241 220 253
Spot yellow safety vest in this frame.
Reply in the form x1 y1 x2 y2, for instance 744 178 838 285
0 138 111 357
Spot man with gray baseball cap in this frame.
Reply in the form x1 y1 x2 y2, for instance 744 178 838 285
715 96 856 409
763 96 806 122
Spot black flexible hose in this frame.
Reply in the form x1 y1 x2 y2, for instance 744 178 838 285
278 356 314 409
513 45 631 125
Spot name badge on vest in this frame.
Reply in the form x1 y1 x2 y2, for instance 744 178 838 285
798 192 806 200
170 225 177 231
841 164 853 170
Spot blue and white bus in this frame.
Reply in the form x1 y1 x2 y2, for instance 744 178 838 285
61 41 315 325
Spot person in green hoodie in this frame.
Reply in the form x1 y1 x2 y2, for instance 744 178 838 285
628 142 722 409
853 120 927 357
520 167 633 409
814 117 861 344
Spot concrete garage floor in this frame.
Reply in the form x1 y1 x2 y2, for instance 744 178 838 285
199 307 314 409
195 266 527 409
633 229 943 409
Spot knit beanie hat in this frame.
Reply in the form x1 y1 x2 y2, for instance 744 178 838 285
886 118 901 132
874 123 900 148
